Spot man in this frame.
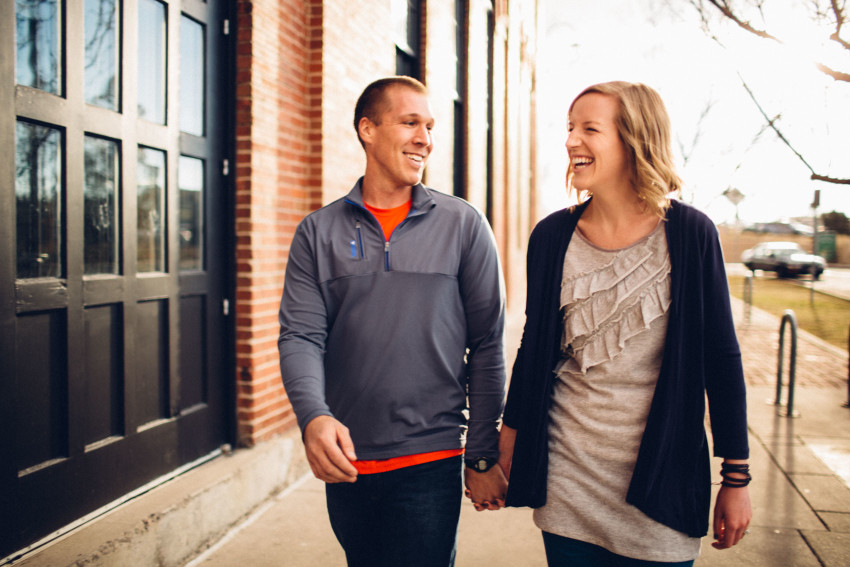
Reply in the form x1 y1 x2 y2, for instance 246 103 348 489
277 76 508 566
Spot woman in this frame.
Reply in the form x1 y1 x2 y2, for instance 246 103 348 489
498 82 752 566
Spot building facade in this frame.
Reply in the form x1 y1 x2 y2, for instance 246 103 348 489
1 0 537 558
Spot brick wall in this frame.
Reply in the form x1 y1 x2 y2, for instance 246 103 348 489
320 1 391 200
234 0 323 446
234 0 538 447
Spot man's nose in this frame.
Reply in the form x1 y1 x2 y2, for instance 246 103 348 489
413 124 431 145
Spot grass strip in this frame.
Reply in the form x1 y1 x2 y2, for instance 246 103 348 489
728 275 850 351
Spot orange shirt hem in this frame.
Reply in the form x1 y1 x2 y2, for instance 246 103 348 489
352 448 464 475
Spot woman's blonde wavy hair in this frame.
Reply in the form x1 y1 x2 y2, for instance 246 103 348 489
566 81 682 219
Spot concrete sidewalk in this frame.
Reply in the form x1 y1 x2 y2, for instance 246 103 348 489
186 297 850 567
9 291 850 566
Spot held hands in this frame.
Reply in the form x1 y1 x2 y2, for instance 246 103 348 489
463 425 516 512
464 465 508 511
303 415 359 483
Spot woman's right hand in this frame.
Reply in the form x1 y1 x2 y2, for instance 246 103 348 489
498 425 517 481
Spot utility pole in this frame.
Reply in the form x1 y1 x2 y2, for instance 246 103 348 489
810 189 820 304
811 189 820 255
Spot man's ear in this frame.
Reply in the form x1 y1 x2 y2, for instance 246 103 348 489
358 117 374 145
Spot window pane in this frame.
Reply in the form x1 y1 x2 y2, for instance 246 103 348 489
392 0 410 52
15 121 63 278
137 147 166 273
393 0 420 78
406 0 421 50
180 16 205 136
178 156 204 271
138 0 166 124
16 0 63 94
84 136 120 275
85 0 120 110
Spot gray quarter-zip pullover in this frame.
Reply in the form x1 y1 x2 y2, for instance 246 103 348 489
278 179 506 461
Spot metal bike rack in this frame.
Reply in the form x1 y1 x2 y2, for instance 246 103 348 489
775 310 800 417
844 322 850 408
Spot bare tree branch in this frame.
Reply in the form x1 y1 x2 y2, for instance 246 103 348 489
700 0 850 82
815 62 850 81
679 98 716 165
706 0 782 41
812 173 850 184
829 0 850 50
738 75 850 184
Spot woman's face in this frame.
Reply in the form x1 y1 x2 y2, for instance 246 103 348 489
566 93 632 195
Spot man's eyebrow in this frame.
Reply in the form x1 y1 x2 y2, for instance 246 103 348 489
397 113 435 124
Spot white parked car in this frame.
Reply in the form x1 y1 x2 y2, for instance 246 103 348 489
741 241 826 280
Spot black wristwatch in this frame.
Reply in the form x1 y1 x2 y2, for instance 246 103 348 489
465 456 497 473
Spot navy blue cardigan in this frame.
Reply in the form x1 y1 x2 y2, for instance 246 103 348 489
503 199 749 538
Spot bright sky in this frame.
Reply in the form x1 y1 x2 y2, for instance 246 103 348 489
536 0 850 225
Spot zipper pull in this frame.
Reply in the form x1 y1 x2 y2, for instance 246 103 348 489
384 241 390 271
355 221 364 259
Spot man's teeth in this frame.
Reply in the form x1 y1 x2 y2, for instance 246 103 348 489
405 153 423 163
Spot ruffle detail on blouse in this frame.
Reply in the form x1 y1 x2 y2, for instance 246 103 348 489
559 245 654 312
558 230 671 374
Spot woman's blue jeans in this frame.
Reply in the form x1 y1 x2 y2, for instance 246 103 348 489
542 532 696 567
325 455 463 567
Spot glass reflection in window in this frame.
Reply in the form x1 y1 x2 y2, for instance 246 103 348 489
138 0 166 124
137 147 166 272
84 136 120 275
16 0 63 94
180 16 205 136
15 121 63 278
178 157 204 271
85 0 120 110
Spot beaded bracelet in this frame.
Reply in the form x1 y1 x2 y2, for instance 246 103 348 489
719 462 751 488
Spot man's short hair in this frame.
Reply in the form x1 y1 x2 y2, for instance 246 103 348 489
353 76 428 148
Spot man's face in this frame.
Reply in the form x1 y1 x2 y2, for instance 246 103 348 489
361 86 434 190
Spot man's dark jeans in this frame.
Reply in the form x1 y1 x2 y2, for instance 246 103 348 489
325 455 463 567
